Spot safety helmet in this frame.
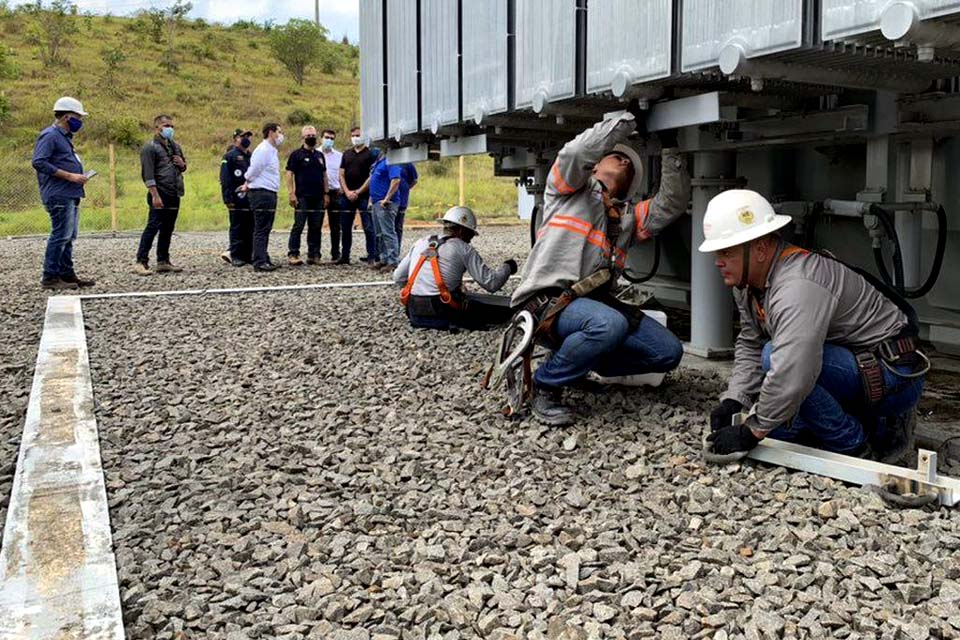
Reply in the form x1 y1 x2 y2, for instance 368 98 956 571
52 96 88 117
698 189 792 253
604 143 644 200
439 206 479 235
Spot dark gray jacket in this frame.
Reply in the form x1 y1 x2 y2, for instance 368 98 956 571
141 136 187 197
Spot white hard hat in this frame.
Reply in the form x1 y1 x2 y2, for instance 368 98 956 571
607 143 644 200
698 189 792 253
53 96 88 117
439 206 479 234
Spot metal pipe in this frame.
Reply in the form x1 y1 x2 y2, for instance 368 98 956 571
822 199 869 218
718 44 931 94
896 209 923 289
689 151 737 357
881 1 960 60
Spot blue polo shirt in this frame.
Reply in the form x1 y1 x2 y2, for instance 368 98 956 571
32 125 85 204
397 163 419 209
368 157 403 203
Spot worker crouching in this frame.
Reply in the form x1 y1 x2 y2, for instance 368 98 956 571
394 206 518 331
701 190 928 461
510 108 691 427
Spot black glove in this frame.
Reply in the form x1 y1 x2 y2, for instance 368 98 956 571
657 128 679 149
625 99 647 136
707 423 760 455
710 399 743 432
504 259 518 275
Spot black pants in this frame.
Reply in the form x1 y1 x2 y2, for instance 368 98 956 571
288 195 324 258
136 192 180 264
228 201 253 263
327 190 342 260
249 189 278 267
339 194 368 261
407 293 514 331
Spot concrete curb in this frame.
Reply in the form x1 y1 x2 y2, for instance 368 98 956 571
0 296 124 639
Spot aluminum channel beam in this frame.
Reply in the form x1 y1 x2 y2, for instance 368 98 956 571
462 0 509 124
0 296 124 639
515 0 577 111
748 439 960 507
420 0 460 133
387 0 420 140
360 0 386 142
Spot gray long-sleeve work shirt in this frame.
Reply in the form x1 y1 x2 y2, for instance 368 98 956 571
393 235 511 295
724 243 908 433
140 136 186 197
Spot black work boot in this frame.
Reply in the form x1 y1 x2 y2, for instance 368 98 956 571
532 383 575 427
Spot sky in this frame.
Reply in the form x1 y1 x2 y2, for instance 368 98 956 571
25 0 361 41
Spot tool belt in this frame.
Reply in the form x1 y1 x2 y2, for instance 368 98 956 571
518 270 614 349
855 333 922 406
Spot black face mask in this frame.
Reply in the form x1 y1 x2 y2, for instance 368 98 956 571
240 137 251 149
305 136 317 147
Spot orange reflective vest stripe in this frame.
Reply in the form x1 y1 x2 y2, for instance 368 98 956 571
399 239 463 311
634 199 652 241
550 161 577 195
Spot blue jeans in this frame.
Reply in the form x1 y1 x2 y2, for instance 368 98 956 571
42 197 80 281
373 200 400 265
534 298 684 388
763 342 925 454
396 207 406 246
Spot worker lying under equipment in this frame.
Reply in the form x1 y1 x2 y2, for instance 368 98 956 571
394 206 518 331
509 106 691 426
702 189 928 461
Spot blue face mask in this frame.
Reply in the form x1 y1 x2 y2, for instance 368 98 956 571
322 138 334 150
160 126 175 141
67 117 83 133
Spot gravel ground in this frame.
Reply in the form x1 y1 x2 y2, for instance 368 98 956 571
0 226 525 543
4 228 960 640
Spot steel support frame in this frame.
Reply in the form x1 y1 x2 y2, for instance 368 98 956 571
686 151 737 358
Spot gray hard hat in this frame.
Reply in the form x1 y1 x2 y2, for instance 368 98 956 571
439 206 479 234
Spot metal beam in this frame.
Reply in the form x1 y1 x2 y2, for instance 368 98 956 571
748 439 960 506
386 145 430 164
645 92 723 132
440 134 488 157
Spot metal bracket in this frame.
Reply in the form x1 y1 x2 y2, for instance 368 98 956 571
440 134 488 157
385 145 430 164
747 440 960 507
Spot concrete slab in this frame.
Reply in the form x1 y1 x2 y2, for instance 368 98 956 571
0 296 123 639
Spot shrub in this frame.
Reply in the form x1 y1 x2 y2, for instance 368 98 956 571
0 94 11 129
0 45 19 79
286 108 314 126
99 44 125 94
100 114 142 148
26 0 79 68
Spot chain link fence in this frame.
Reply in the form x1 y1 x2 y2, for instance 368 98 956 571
0 149 47 237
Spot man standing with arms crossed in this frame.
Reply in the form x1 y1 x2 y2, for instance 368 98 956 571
135 114 187 275
242 123 284 272
338 126 375 265
32 96 94 290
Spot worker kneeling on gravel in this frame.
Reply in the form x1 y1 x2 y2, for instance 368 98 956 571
511 105 690 427
394 206 518 331
701 190 927 461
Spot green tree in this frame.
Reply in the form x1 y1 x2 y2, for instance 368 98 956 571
269 19 326 86
100 44 126 94
25 0 78 68
159 0 192 73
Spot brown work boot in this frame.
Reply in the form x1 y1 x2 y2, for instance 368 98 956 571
41 277 79 291
306 257 322 266
288 255 305 266
133 261 152 276
368 261 383 270
60 274 96 288
155 261 183 273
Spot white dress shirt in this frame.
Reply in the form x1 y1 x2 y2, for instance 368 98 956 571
323 148 342 192
245 140 280 192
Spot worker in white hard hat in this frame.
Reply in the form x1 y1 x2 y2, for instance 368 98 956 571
31 97 95 290
394 206 518 330
510 102 691 427
700 189 927 461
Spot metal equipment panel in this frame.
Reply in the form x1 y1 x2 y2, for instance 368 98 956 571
515 0 577 110
360 0 385 142
681 0 805 72
387 0 419 140
462 0 509 124
587 0 672 95
420 0 459 133
822 0 960 40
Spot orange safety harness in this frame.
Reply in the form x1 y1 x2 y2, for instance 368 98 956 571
399 236 463 311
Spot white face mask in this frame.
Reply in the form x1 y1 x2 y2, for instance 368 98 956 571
351 136 363 147
274 133 285 146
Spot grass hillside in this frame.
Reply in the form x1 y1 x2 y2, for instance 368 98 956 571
0 5 519 236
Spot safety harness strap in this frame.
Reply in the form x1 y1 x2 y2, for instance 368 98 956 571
399 236 462 311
